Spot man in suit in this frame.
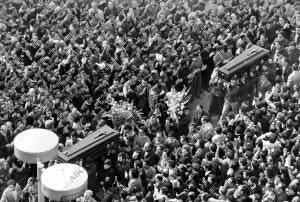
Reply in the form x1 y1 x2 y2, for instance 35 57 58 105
287 64 300 92
256 34 271 50
136 79 151 116
0 125 13 159
142 142 158 167
257 74 272 98
141 158 156 187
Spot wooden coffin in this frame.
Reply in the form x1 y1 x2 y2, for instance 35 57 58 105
218 45 269 80
57 125 120 163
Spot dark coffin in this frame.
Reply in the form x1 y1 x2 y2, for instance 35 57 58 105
57 125 120 163
218 45 269 80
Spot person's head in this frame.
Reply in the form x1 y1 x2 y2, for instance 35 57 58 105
279 16 285 26
286 185 297 196
290 42 296 49
219 186 227 196
83 190 93 200
205 151 214 162
294 84 300 92
260 74 267 82
201 193 210 202
104 159 112 169
144 142 151 152
201 116 210 124
147 182 155 192
118 152 126 162
141 79 148 86
250 15 257 24
27 177 36 186
130 168 140 179
32 34 38 43
156 144 164 154
293 64 299 71
136 192 144 202
274 41 281 50
168 159 176 169
278 31 284 40
281 57 288 67
182 145 190 156
138 127 147 137
0 158 6 169
248 176 257 187
260 34 266 42
276 181 287 193
120 190 129 200
0 124 8 134
230 77 237 86
108 1 114 9
143 158 151 170
208 174 216 184
7 179 16 190
156 131 164 140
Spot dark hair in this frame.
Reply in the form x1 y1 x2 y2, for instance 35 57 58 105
147 183 154 192
205 152 214 161
202 116 210 123
130 168 140 179
7 179 16 187
161 187 168 195
269 133 277 144
210 143 217 153
215 126 222 134
293 64 298 71
143 158 151 166
168 160 176 168
134 160 143 168
120 190 129 199
136 192 144 201
199 139 206 148
124 124 132 130
156 175 163 181
140 126 148 134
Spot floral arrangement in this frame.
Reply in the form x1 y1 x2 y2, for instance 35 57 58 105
165 86 191 123
106 95 144 129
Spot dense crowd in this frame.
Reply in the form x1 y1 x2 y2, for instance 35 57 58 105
0 0 300 201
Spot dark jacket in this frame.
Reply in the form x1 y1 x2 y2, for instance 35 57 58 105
226 85 239 102
85 162 99 194
142 150 158 166
0 134 8 159
257 78 272 97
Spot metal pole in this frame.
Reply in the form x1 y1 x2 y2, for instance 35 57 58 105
37 159 45 202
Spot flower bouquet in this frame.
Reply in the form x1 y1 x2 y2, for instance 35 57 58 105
106 95 144 129
165 86 191 123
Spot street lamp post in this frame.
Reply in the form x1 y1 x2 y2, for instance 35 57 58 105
14 128 59 202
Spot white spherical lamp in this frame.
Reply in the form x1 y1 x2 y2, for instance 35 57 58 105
41 163 88 201
14 128 59 164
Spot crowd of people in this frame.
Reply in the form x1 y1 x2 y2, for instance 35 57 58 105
0 0 300 201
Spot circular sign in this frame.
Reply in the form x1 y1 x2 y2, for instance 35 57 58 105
14 128 59 164
41 163 88 201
